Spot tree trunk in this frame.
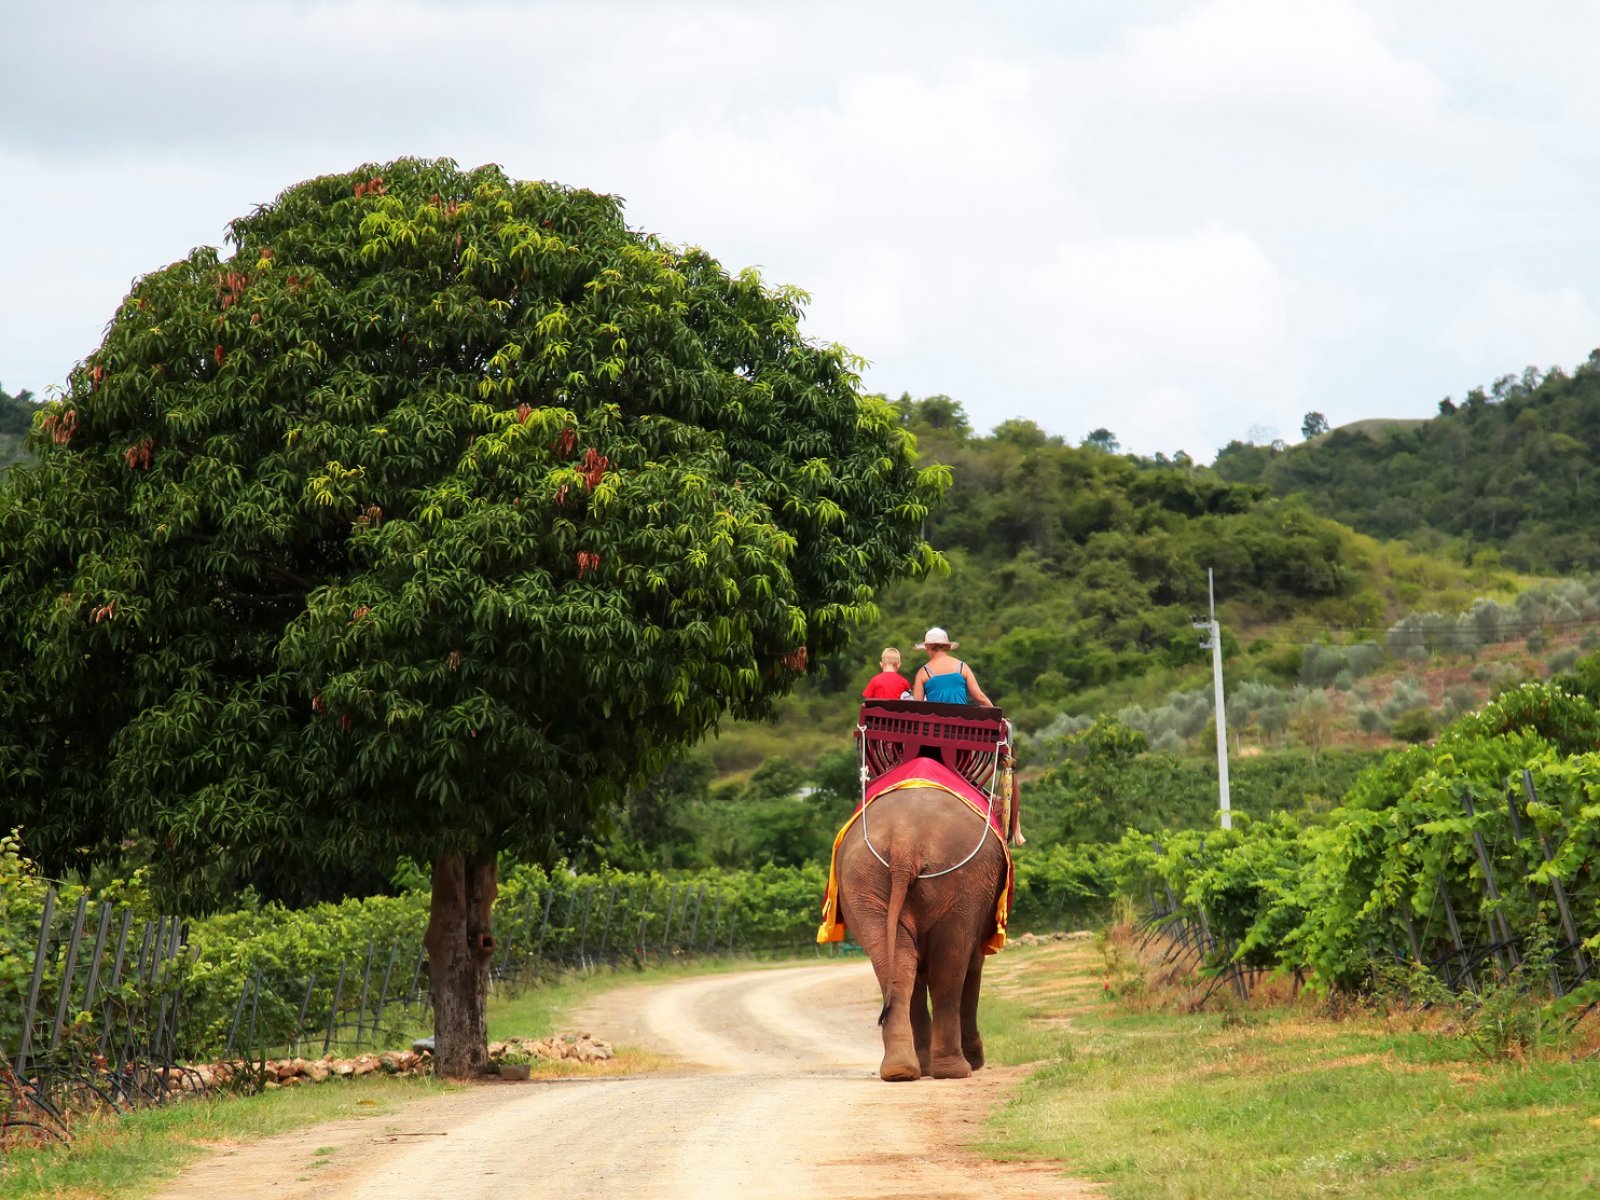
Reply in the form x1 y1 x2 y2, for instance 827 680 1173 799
424 851 498 1079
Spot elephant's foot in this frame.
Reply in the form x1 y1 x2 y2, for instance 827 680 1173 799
879 1053 921 1082
962 1037 985 1071
930 1054 973 1080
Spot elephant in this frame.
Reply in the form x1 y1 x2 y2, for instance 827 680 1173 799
835 781 1009 1081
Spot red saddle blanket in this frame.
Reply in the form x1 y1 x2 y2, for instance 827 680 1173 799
858 756 1008 836
817 755 1013 954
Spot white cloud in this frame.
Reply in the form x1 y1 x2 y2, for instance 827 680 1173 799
1445 277 1600 377
1022 228 1293 375
5 2 1600 460
1077 0 1446 127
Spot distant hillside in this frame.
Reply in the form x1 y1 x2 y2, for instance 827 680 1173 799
1327 418 1427 442
0 383 38 473
705 396 1515 771
1213 355 1600 572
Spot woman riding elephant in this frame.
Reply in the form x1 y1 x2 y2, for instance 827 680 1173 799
910 627 994 706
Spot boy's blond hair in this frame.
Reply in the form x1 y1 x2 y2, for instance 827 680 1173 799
880 647 901 668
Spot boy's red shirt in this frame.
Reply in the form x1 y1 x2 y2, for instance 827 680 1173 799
862 670 909 700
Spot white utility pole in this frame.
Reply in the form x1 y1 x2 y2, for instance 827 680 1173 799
1193 568 1232 830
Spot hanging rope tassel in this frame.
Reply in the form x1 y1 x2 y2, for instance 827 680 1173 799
998 753 1016 845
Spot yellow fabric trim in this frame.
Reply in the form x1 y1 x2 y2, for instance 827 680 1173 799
816 779 1013 954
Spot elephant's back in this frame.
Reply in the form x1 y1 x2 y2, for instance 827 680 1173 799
836 786 1005 881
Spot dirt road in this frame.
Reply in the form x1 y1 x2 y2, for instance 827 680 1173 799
155 960 1089 1199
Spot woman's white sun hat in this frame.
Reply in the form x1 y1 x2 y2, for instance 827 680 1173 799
916 627 958 649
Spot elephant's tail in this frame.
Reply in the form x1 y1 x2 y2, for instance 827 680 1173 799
877 863 914 1026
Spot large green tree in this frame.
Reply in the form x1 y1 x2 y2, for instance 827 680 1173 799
0 159 943 1075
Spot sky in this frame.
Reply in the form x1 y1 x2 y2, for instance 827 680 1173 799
5 1 1600 460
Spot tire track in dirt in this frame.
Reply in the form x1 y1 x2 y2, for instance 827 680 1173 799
154 961 1092 1199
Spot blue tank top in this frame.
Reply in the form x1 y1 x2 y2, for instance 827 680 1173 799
922 662 969 704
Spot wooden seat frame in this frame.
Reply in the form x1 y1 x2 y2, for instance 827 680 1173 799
856 698 1010 798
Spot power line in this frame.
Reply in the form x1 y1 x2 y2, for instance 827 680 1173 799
1231 614 1598 643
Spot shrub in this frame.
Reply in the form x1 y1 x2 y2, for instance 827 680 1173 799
1353 704 1388 734
1381 677 1429 721
1389 708 1435 744
1547 647 1581 675
1346 643 1386 677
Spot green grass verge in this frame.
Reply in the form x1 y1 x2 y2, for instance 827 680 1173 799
978 940 1600 1198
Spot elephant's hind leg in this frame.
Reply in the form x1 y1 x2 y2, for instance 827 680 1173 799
960 946 986 1071
924 930 973 1079
911 970 932 1078
878 923 923 1082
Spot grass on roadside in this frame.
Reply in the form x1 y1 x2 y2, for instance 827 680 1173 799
0 1074 450 1200
977 939 1600 1199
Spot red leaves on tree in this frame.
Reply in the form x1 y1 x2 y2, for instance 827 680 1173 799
123 438 154 470
89 364 107 388
553 483 570 508
216 271 249 310
580 448 608 490
446 649 464 672
576 551 601 577
353 176 386 198
311 694 327 716
515 403 533 425
551 428 577 458
782 647 809 672
351 605 371 623
90 600 116 624
341 713 352 732
213 344 226 366
40 410 78 445
286 274 303 295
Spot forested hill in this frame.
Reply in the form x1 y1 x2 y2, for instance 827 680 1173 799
774 396 1503 740
0 383 38 473
1211 354 1600 573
